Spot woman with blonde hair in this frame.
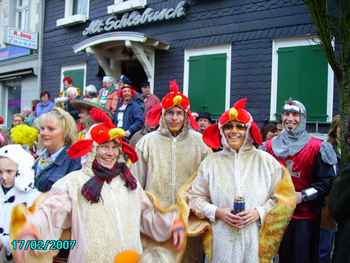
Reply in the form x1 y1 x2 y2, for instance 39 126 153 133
34 107 81 192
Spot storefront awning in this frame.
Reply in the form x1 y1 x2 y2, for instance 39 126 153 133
72 32 169 85
0 68 34 81
72 31 169 53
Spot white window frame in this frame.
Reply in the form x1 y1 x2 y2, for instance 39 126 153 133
107 0 147 15
270 37 334 122
183 45 232 111
60 63 87 94
15 0 30 31
56 0 90 27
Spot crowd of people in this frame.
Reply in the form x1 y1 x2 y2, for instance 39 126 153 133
0 74 348 263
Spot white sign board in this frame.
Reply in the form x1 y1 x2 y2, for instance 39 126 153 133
6 28 38 50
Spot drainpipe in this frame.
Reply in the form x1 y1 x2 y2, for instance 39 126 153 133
37 0 45 96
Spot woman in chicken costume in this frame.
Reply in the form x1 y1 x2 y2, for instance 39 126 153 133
187 98 296 263
10 113 185 263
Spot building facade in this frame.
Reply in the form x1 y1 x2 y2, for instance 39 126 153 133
0 0 43 127
41 0 338 129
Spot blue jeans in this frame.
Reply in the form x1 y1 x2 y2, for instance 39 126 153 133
319 228 336 263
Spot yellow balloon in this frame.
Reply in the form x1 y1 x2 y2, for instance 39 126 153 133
114 250 141 263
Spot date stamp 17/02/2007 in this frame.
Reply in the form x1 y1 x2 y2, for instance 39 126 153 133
11 240 76 251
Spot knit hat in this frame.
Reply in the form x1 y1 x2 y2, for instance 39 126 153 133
103 76 115 83
118 75 132 86
0 144 35 192
196 112 213 123
203 98 262 150
146 80 199 130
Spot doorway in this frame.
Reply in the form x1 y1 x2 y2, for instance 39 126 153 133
121 60 148 93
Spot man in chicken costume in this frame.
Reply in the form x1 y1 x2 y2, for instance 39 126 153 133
132 80 211 262
10 114 185 263
188 98 296 263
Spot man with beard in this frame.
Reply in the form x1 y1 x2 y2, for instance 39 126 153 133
263 99 337 263
132 80 211 263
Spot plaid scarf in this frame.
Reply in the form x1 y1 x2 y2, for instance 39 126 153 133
81 159 137 203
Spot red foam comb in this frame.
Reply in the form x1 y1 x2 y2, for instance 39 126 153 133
89 108 115 128
67 139 93 159
169 80 180 93
234 98 247 109
121 141 138 163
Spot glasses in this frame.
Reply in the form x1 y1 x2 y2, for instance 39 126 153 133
222 123 248 131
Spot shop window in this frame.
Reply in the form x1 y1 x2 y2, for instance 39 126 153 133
107 0 147 14
61 64 86 96
56 0 89 27
184 45 231 118
15 0 30 31
270 38 334 122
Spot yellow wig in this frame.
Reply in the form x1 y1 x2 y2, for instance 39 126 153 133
10 124 38 147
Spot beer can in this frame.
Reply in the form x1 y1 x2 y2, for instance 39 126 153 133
231 196 245 214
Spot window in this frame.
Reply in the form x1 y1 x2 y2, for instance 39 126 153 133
107 0 147 14
56 0 89 27
15 0 30 31
61 64 86 96
184 45 231 118
270 38 334 122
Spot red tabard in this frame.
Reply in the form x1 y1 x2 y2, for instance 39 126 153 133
265 137 322 220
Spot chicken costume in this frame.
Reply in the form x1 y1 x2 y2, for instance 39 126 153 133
131 80 211 262
188 99 296 263
10 119 179 263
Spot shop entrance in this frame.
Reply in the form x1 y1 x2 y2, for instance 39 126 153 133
121 59 148 93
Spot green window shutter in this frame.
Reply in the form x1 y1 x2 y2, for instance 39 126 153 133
188 53 226 118
63 68 85 95
276 45 328 122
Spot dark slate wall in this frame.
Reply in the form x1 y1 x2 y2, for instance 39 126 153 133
42 0 337 123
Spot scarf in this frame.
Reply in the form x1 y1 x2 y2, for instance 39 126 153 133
81 159 137 203
271 114 310 158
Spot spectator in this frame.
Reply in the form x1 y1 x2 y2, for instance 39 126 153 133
70 99 114 138
0 116 8 147
35 91 54 118
196 112 213 133
319 115 340 263
98 76 116 109
12 113 25 127
34 107 81 192
63 76 79 96
0 144 40 262
84 84 98 103
140 81 160 115
261 122 278 142
113 83 144 139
